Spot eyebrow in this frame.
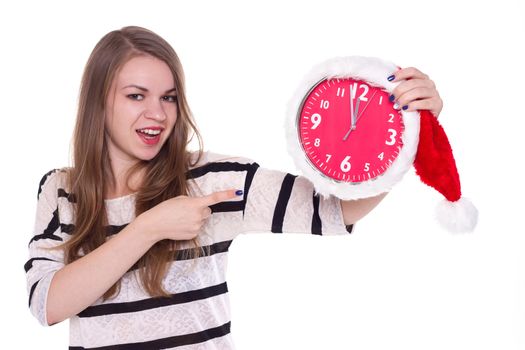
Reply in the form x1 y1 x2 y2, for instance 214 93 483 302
122 84 177 93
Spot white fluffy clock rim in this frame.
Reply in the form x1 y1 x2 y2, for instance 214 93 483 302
285 56 420 200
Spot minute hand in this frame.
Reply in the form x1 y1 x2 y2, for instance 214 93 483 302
344 85 356 141
342 94 360 141
354 90 377 125
343 96 361 141
342 89 377 141
350 85 355 129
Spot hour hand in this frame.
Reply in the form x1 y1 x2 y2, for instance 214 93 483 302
352 97 360 130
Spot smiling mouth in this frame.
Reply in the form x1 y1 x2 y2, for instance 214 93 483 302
136 128 163 145
136 128 162 136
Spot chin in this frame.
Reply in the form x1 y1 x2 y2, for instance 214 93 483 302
134 148 161 161
134 137 169 161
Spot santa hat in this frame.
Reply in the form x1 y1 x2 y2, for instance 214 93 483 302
414 109 478 233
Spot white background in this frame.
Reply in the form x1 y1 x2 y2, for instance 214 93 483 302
1 0 523 349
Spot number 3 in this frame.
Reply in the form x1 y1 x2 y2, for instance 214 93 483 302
385 129 397 146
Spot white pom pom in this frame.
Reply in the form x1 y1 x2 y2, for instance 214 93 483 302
435 197 478 233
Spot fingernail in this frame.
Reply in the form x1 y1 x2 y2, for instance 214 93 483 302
389 94 395 102
402 105 408 111
235 190 243 196
393 103 399 109
387 75 395 82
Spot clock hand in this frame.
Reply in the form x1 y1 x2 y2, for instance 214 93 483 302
343 86 359 141
350 85 355 130
342 90 377 141
352 97 361 130
354 90 377 124
342 125 352 141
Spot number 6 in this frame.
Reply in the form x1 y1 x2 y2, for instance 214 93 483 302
340 156 351 172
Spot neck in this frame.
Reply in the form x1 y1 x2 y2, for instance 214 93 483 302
106 160 145 199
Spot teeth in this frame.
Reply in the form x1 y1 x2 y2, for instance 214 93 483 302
138 129 161 135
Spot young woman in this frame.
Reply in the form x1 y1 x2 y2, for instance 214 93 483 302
25 26 443 349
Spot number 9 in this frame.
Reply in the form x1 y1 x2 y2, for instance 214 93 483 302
311 113 321 129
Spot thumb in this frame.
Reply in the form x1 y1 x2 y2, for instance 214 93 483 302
199 189 243 207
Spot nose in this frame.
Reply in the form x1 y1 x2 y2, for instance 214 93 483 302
144 99 167 122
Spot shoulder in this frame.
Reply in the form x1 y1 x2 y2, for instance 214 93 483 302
36 167 70 200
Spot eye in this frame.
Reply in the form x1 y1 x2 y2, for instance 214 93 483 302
127 94 144 101
162 95 177 103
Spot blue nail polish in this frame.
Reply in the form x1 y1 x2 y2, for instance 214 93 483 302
235 190 243 196
402 105 408 110
387 75 395 82
389 94 395 102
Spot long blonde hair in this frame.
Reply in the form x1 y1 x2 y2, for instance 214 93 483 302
59 26 205 299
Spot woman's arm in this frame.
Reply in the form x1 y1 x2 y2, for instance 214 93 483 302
340 192 388 226
45 219 156 325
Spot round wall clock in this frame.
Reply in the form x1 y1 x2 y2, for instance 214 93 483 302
286 56 419 200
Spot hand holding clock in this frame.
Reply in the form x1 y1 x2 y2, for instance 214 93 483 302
388 67 443 118
343 66 442 141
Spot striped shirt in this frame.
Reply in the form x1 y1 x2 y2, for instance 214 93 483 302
25 151 353 349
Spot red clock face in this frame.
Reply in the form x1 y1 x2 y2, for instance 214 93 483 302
298 78 404 183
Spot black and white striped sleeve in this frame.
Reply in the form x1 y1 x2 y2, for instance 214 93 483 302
240 162 353 235
25 170 66 326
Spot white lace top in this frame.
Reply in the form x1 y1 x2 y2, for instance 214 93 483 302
25 151 352 349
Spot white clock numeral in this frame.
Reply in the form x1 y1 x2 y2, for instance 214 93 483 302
325 154 332 163
336 87 345 97
320 100 329 109
379 96 383 105
378 152 384 161
314 138 321 147
340 155 352 172
388 113 395 123
351 83 369 102
386 129 397 146
364 163 370 172
311 113 321 129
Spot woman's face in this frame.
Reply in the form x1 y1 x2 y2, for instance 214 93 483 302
105 55 178 166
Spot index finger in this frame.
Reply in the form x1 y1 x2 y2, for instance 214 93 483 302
389 67 429 82
198 189 242 207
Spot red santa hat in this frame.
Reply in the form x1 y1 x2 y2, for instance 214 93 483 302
413 110 478 233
